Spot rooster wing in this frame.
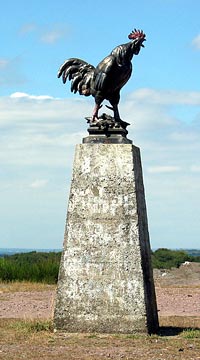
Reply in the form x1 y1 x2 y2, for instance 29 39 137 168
91 53 132 103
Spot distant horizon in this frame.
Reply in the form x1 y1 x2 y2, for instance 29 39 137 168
1 246 199 251
0 247 62 252
0 247 62 249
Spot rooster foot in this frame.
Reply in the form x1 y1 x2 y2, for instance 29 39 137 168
105 105 127 128
85 116 99 125
85 113 130 131
116 119 130 130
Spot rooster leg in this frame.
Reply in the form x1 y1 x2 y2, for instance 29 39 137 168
113 105 121 121
91 103 102 122
106 104 121 121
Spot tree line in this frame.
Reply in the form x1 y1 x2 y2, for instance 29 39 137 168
151 248 200 269
0 249 199 283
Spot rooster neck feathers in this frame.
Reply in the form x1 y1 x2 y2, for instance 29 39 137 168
111 42 135 65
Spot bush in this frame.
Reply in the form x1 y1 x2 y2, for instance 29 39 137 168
151 248 194 269
0 251 61 283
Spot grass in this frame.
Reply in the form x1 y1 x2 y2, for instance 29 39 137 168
9 319 53 334
181 329 200 339
0 281 56 293
1 319 200 360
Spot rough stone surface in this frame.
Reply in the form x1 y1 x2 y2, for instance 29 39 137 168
54 143 159 334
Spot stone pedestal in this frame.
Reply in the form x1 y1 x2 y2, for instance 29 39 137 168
54 143 159 334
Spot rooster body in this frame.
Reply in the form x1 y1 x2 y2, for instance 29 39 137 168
58 29 146 123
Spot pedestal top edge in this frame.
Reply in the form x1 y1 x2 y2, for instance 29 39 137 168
77 143 140 149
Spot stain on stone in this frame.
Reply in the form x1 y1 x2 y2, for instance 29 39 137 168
91 186 99 197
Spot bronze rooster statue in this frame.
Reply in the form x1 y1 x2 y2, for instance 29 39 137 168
58 29 146 126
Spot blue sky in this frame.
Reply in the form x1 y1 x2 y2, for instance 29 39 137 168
1 0 200 250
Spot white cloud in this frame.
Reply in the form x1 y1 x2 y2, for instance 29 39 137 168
0 88 200 249
190 165 200 172
40 29 66 44
19 22 36 35
192 34 200 50
169 131 198 142
147 166 181 174
0 59 9 69
19 22 70 45
1 89 200 170
130 88 200 105
29 179 48 188
10 92 54 100
0 93 90 168
0 93 91 128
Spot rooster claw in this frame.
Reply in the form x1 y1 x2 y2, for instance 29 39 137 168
85 116 99 125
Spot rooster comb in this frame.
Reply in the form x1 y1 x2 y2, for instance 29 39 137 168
128 29 146 41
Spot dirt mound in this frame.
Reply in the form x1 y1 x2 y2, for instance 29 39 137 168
154 261 200 287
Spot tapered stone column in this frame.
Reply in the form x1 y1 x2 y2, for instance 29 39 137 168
54 138 158 333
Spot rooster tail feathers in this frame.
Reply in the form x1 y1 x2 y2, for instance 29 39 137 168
58 58 95 96
57 58 89 78
71 74 82 93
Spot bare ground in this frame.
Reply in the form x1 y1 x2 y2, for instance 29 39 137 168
0 262 200 321
0 262 200 359
0 285 200 321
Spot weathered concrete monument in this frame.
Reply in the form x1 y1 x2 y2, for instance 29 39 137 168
54 29 159 333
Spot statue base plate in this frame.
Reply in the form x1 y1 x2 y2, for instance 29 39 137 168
84 113 132 144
